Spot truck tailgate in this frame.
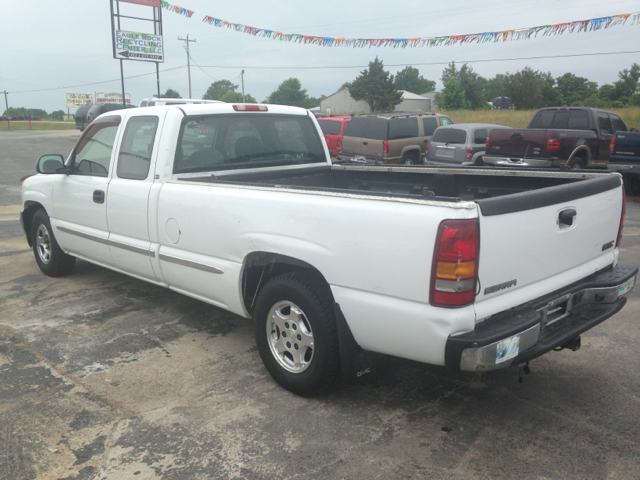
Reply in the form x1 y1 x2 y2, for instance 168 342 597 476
473 175 623 322
487 128 547 157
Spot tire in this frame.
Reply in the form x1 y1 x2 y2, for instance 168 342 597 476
31 209 75 277
569 158 585 170
253 271 340 396
623 174 640 196
402 152 419 165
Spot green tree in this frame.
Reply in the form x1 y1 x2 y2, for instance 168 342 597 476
555 73 598 105
220 91 257 103
49 110 65 120
394 66 436 94
264 78 310 107
348 57 402 112
613 63 640 102
160 88 182 98
440 62 487 110
203 80 238 100
439 78 471 110
506 67 558 109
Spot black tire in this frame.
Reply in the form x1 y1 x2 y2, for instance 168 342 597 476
569 158 585 170
402 152 419 165
623 174 640 196
253 271 340 396
31 209 75 277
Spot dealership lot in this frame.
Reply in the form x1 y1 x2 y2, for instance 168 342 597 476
1 131 639 479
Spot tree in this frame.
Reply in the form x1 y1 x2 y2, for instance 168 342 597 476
613 63 640 101
220 91 257 103
394 66 435 94
555 73 597 105
160 88 181 98
439 78 471 110
440 62 487 110
264 78 310 107
203 80 238 100
348 57 402 112
49 110 65 120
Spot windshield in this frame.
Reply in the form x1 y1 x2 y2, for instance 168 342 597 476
432 128 467 144
318 120 342 135
174 113 327 173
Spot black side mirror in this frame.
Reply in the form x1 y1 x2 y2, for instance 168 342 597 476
36 154 64 174
630 128 639 133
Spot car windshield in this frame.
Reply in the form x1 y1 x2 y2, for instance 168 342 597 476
318 120 341 135
174 113 327 173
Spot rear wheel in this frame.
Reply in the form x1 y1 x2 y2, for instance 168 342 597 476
402 152 420 165
253 271 340 396
31 209 75 277
569 158 585 170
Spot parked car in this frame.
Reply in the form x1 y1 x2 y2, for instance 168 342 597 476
139 98 223 107
21 103 636 396
426 123 512 166
317 115 352 157
484 107 631 169
608 131 640 195
74 104 94 131
337 112 454 165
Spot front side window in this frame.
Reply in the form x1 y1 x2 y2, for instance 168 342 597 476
174 113 326 173
71 116 121 176
116 116 159 180
439 117 454 126
422 117 438 136
598 112 613 134
610 114 627 133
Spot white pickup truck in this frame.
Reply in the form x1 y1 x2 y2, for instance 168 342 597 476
21 103 636 396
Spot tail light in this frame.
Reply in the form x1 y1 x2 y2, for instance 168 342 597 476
546 138 561 151
430 219 479 307
233 104 268 111
425 144 429 155
383 140 389 154
616 189 626 247
610 135 616 155
466 148 472 160
486 136 490 148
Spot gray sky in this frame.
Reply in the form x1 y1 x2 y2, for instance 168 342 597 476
2 0 640 112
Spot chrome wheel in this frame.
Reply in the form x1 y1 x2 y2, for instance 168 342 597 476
266 300 314 373
36 223 52 265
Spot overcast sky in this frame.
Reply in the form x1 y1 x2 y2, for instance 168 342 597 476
2 0 640 112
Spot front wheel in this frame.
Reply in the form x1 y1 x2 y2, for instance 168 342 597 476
31 209 75 277
253 272 340 396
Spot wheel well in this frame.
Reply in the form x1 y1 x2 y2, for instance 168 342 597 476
241 252 332 316
402 149 420 159
21 202 45 247
568 147 589 166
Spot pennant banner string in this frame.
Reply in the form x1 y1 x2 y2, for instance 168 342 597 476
161 3 639 49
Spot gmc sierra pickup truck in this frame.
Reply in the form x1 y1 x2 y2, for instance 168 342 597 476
21 103 636 396
484 107 633 170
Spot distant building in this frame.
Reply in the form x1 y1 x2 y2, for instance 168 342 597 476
320 89 437 115
419 92 440 111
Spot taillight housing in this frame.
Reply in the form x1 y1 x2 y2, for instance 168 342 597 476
616 189 626 247
546 138 561 151
425 144 429 155
486 136 490 148
383 140 389 154
430 219 479 307
466 148 472 159
610 135 616 155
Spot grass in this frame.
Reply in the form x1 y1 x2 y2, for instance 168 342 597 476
439 107 640 129
0 121 76 131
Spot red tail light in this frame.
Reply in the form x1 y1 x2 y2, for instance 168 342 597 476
546 138 561 151
486 136 490 148
616 189 626 247
232 104 268 111
383 140 389 154
610 135 616 155
430 219 479 307
425 144 429 155
466 147 472 160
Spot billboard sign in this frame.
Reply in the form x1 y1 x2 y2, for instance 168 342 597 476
119 0 161 6
66 93 93 108
96 92 132 104
115 30 164 63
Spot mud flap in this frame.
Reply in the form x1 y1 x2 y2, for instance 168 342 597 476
334 303 376 383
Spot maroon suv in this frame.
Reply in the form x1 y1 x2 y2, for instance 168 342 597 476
317 116 352 156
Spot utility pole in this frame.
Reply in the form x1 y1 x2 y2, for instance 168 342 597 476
178 34 196 98
1 91 8 112
241 70 245 102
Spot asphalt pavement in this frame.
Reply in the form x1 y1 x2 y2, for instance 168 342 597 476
1 130 639 479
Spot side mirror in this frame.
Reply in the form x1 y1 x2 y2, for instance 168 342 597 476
630 128 639 133
36 154 64 174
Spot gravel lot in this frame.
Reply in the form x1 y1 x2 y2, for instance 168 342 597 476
1 130 639 479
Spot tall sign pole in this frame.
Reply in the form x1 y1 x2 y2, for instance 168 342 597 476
241 70 245 102
1 91 8 112
178 35 196 98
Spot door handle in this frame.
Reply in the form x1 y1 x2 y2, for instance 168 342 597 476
558 208 577 227
93 190 105 204
362 141 368 145
510 133 523 139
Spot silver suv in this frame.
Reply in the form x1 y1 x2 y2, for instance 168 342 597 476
426 123 511 166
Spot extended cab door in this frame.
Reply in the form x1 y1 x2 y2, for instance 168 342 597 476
596 111 614 165
51 115 121 266
106 113 164 282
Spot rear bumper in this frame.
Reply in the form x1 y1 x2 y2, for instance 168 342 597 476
484 155 553 168
608 162 640 175
445 264 637 372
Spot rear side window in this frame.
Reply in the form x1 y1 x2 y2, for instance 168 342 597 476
140 101 148 107
473 129 488 144
388 117 419 140
598 113 613 134
343 117 367 137
422 117 438 136
117 116 159 180
318 120 341 135
363 117 388 140
432 128 467 144
530 109 590 130
610 114 627 133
